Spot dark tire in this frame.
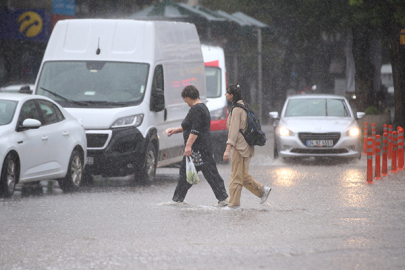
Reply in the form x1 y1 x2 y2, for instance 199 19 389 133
81 171 94 186
58 149 83 192
0 152 19 198
136 141 157 184
273 140 279 159
214 148 228 164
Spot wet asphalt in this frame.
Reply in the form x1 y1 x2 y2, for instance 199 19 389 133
1 126 404 270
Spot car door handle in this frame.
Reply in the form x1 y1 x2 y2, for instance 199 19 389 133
63 131 70 137
42 136 48 141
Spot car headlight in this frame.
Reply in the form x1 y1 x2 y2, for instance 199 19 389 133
210 107 227 121
111 114 144 128
279 127 294 136
346 127 360 137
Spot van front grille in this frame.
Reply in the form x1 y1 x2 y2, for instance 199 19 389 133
86 133 109 148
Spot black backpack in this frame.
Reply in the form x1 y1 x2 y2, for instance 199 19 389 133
231 103 267 146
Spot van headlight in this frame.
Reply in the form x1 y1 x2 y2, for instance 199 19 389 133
346 127 360 137
279 127 294 136
111 114 144 128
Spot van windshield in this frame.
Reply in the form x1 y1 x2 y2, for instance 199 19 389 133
36 61 149 108
205 66 221 98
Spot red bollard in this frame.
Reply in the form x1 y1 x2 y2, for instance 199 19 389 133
366 138 374 183
372 123 376 155
375 135 382 179
388 125 393 159
382 133 389 177
383 124 388 135
398 127 404 170
391 131 398 173
363 122 368 155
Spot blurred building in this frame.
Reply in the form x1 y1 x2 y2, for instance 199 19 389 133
0 0 153 85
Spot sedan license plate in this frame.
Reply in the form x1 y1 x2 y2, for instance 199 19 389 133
306 140 333 147
86 157 94 165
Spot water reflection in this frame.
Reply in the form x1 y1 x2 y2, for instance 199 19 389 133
14 181 61 197
272 168 298 187
341 169 365 188
343 234 372 249
339 169 371 207
10 171 179 199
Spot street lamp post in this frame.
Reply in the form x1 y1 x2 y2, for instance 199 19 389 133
257 27 263 123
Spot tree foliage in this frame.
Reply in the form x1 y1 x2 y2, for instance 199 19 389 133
202 0 405 126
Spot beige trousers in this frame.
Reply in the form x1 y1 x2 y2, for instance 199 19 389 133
228 149 264 207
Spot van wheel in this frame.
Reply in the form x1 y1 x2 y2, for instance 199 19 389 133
81 171 94 186
136 141 157 184
0 153 19 198
58 150 83 192
214 148 228 164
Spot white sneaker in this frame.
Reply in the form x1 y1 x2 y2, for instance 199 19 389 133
216 199 228 207
260 186 272 204
222 205 240 210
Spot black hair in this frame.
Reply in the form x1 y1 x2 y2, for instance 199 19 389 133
227 83 244 104
181 85 200 100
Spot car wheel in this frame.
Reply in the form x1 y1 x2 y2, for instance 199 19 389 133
136 141 157 184
0 153 19 198
58 149 83 192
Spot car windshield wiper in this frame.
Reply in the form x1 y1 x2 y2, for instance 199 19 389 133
80 101 131 106
40 87 89 106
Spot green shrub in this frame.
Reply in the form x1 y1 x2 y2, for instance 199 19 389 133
365 106 379 115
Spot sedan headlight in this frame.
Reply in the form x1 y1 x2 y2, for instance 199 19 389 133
111 114 144 128
346 127 360 137
278 127 294 136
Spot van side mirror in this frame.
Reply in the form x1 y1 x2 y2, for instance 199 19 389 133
19 85 33 94
150 88 165 112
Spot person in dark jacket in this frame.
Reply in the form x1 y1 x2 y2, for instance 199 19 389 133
167 85 228 206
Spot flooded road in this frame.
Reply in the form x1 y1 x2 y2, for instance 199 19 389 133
1 131 405 270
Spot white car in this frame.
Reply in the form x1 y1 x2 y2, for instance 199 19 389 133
269 94 365 160
0 84 34 93
0 93 87 197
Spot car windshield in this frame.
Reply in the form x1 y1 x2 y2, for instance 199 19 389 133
284 98 350 117
36 61 149 108
205 66 221 98
0 100 17 125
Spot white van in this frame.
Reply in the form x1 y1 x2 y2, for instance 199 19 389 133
201 44 228 162
34 19 206 183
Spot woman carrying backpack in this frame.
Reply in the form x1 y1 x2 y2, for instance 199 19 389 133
223 83 271 209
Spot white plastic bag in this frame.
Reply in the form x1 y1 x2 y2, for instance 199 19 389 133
186 156 200 184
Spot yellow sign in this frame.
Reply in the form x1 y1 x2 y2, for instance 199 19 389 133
400 29 405 45
18 11 43 38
